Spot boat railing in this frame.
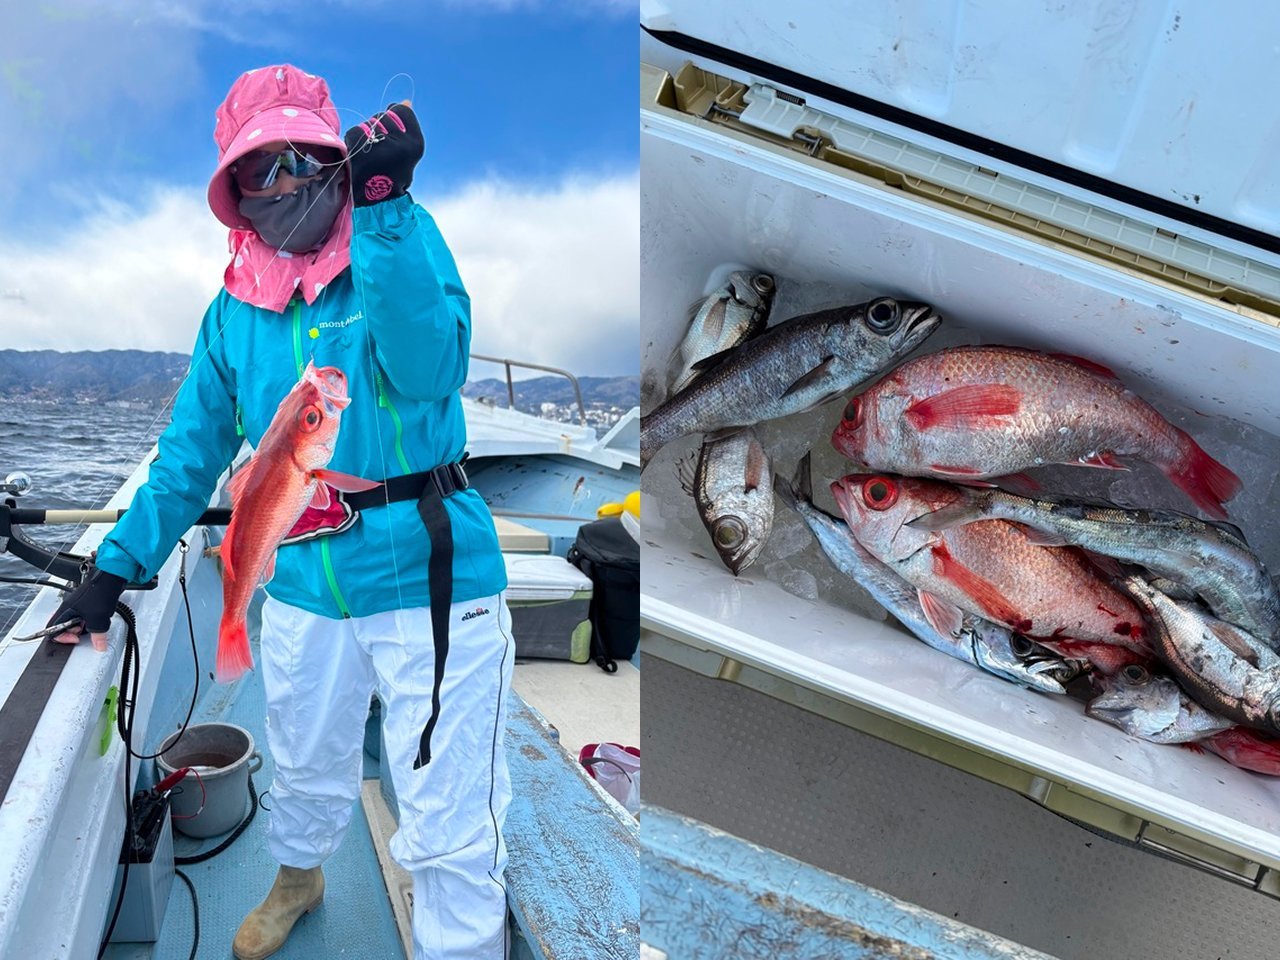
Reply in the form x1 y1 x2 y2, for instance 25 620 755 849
469 354 587 426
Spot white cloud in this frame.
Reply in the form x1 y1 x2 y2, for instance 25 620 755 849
0 173 638 377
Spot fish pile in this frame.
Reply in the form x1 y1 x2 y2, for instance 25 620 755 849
652 272 1280 779
642 271 941 572
811 343 1280 777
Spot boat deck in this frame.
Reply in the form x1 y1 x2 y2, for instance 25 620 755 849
104 636 639 959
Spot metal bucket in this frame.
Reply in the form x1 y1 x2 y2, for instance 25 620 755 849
156 723 263 839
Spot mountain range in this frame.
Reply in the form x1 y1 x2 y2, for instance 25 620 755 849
0 350 639 409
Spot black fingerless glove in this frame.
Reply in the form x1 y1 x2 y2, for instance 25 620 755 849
47 568 126 634
344 103 424 207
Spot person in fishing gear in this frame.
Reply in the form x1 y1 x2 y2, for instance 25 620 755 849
43 64 513 960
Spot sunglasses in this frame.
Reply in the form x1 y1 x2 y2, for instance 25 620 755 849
230 147 336 192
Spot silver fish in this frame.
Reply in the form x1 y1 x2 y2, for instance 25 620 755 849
641 297 941 468
669 271 775 396
1087 663 1234 744
678 428 774 576
1123 575 1280 735
908 489 1280 650
774 455 1084 694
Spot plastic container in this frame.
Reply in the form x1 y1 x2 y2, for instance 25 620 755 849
156 723 263 839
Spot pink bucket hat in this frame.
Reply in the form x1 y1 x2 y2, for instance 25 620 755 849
208 64 348 229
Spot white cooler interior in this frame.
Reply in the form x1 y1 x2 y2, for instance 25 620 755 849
640 91 1280 871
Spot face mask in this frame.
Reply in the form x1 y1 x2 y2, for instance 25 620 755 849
238 175 345 253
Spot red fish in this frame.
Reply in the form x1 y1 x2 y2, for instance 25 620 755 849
831 346 1241 519
216 362 379 682
1186 728 1280 776
829 472 1150 652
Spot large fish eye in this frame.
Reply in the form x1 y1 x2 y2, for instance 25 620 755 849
751 273 775 296
1121 664 1150 685
713 517 747 550
842 395 863 427
299 404 323 433
865 298 902 333
861 476 898 510
1010 635 1036 658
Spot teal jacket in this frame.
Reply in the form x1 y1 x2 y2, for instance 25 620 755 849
95 195 507 618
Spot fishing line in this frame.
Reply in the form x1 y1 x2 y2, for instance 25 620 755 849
0 160 351 641
6 73 417 619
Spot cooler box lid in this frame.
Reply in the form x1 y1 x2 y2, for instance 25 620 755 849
641 1 1280 240
504 553 593 602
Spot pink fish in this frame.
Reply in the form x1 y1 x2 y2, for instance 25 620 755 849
831 346 1241 519
1186 728 1280 776
216 362 379 682
829 472 1149 652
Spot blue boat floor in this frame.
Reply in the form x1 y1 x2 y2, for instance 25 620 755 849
104 634 403 960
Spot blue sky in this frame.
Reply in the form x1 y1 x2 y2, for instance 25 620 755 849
0 1 638 377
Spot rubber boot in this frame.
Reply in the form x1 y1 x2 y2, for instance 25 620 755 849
231 865 325 960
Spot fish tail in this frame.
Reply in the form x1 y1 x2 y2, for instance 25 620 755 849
1165 434 1242 520
216 615 254 683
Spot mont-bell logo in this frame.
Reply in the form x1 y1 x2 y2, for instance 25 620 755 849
316 310 363 330
461 606 490 622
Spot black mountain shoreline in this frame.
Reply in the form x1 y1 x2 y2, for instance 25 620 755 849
0 350 638 410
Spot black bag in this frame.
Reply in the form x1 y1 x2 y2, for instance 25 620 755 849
567 517 639 672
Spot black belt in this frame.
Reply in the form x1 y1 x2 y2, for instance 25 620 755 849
349 458 469 769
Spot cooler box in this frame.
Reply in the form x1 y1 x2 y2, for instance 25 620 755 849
504 553 593 662
641 6 1280 959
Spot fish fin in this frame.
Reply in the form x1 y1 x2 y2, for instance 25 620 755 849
676 455 698 496
743 435 768 493
1183 741 1208 755
219 533 236 580
918 588 964 639
906 502 984 532
905 385 1021 430
311 469 383 493
226 459 257 504
688 343 738 372
699 298 727 345
260 552 277 586
1205 518 1250 545
997 472 1041 494
1076 451 1129 470
926 464 998 487
795 451 814 503
1015 523 1071 548
1165 438 1242 521
1083 549 1125 578
1207 619 1261 668
1050 353 1118 379
779 357 836 400
310 483 332 510
215 616 254 683
930 542 1022 626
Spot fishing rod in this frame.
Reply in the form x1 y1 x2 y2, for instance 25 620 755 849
2 470 601 588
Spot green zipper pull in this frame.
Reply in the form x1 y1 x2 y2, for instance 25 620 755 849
375 370 388 408
235 404 245 437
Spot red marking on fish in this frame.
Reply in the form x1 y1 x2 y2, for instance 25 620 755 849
905 384 1021 430
1050 353 1118 379
930 542 1021 626
1097 602 1118 617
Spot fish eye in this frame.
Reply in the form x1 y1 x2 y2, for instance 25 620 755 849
751 273 775 296
713 517 746 549
842 395 863 427
865 298 902 333
862 476 898 510
299 405 323 433
1010 635 1036 658
1121 664 1150 685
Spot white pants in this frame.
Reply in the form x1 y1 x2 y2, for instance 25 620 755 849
259 592 516 960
